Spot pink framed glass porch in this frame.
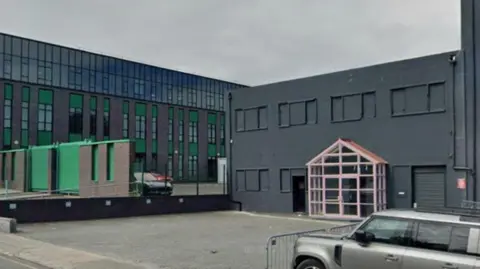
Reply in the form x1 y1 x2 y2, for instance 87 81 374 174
306 138 388 220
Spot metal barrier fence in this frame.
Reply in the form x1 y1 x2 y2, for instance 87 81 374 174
265 223 359 269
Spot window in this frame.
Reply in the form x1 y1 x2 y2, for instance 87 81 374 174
236 106 268 132
89 96 97 139
208 123 216 144
21 86 30 147
178 154 184 179
3 84 12 147
413 222 451 252
390 82 445 116
278 99 317 127
68 94 83 141
188 155 198 178
103 98 110 139
152 105 158 140
135 115 146 139
331 92 376 122
187 89 197 106
37 89 53 145
189 121 198 143
220 115 225 156
122 101 129 138
38 103 53 131
178 109 184 142
235 169 270 192
206 89 215 109
359 217 412 246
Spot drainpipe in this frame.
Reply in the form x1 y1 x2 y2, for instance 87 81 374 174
227 92 242 211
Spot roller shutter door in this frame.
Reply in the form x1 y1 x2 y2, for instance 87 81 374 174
413 166 446 209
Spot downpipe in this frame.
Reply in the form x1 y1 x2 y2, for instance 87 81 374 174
227 91 243 211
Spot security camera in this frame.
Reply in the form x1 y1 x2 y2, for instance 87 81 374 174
448 54 457 64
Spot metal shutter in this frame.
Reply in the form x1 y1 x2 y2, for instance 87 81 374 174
414 167 446 209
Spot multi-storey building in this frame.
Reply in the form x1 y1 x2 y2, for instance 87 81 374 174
0 33 246 181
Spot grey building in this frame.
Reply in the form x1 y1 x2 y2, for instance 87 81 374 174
0 33 247 184
227 0 480 217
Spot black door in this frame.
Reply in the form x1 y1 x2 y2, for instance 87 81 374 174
292 176 306 212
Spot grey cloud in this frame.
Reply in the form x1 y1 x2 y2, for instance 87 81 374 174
0 0 460 85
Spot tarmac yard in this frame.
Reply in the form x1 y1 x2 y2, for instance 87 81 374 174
15 211 342 269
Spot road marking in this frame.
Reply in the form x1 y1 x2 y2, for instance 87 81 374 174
0 254 39 269
233 211 348 225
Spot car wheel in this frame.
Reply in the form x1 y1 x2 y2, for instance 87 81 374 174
296 258 325 269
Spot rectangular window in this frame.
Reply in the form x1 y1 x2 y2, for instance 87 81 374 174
3 84 12 148
37 89 53 145
189 111 198 143
208 113 216 144
220 115 225 156
168 107 174 142
135 102 147 156
187 89 197 106
89 96 97 139
188 155 198 178
236 105 268 131
178 154 183 179
178 109 184 142
331 92 376 122
103 98 110 139
390 82 445 116
152 105 158 141
122 101 129 138
21 86 30 147
68 93 83 141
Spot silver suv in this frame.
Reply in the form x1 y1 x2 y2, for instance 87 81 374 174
292 209 480 269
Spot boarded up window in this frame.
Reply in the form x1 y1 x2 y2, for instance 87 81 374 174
259 169 270 191
405 85 428 114
280 169 291 192
343 94 362 120
245 108 258 131
279 103 289 126
236 170 246 191
331 96 343 121
245 170 260 191
429 83 445 111
306 99 317 124
235 110 244 131
391 89 405 115
290 101 306 125
363 92 376 118
258 106 268 129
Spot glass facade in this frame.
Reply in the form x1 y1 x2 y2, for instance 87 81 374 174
0 33 246 111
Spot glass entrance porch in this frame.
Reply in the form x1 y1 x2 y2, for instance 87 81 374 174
306 138 388 219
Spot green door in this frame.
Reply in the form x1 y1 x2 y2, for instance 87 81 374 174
58 144 80 194
30 148 50 191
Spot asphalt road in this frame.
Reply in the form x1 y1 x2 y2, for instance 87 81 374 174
0 254 48 269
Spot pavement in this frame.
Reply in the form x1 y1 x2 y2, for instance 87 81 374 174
0 232 147 269
15 211 345 269
0 254 50 269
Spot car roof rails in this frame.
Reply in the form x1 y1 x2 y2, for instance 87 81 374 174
414 200 480 222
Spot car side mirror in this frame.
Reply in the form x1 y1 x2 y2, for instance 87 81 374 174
354 230 374 245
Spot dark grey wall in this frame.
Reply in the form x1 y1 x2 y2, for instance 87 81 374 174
227 51 468 213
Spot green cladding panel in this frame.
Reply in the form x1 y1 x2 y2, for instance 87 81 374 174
58 144 80 193
38 131 52 146
38 89 53 104
90 96 97 110
189 110 198 122
104 98 110 111
136 140 146 153
208 144 217 157
69 94 83 109
208 113 217 124
135 103 146 116
4 84 12 99
30 148 49 191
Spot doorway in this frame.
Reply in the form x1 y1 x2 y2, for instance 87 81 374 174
292 176 306 213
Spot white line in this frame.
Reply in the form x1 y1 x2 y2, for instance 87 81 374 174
232 211 348 225
0 255 39 269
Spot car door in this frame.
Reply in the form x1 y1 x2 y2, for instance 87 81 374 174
341 216 413 269
402 222 476 269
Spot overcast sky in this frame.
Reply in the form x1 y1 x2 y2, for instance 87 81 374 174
0 0 461 86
